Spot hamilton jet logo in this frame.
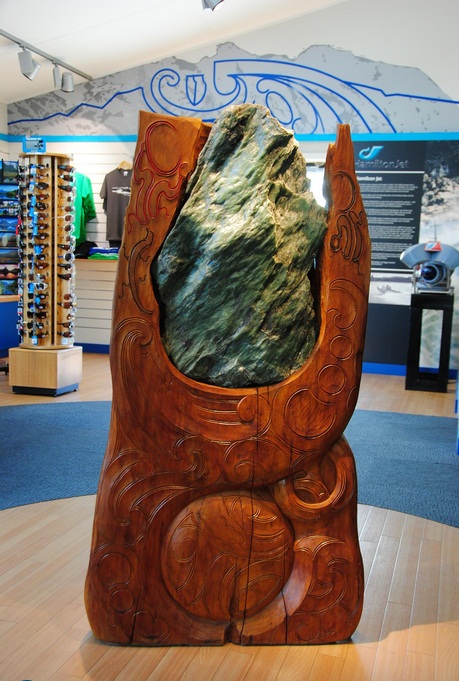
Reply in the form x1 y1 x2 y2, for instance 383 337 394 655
358 145 384 160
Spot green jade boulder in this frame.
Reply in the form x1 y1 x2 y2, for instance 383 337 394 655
152 104 327 388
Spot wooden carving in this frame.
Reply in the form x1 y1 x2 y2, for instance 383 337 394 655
85 111 371 645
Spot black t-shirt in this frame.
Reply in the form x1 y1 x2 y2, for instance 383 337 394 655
100 168 132 241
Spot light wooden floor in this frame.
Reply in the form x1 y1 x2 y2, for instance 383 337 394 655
0 354 458 681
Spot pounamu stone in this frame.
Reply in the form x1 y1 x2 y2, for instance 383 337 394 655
152 104 327 388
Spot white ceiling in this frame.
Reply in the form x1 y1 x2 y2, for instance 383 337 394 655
0 0 345 105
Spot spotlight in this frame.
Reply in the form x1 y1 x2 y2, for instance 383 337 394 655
61 71 75 93
18 47 40 80
202 0 225 10
54 65 74 93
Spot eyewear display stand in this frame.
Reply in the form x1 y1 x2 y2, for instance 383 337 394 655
9 152 82 396
405 292 454 393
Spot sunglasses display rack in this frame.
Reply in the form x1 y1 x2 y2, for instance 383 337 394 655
16 153 77 348
8 152 82 396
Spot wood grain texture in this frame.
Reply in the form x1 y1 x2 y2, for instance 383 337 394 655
84 112 371 645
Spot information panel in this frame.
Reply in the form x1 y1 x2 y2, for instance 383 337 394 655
353 141 426 271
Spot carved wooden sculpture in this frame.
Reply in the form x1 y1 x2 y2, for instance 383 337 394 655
85 111 371 645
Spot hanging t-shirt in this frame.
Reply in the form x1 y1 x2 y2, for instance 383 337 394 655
100 168 132 243
74 172 97 246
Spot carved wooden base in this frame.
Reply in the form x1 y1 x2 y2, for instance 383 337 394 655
84 111 370 645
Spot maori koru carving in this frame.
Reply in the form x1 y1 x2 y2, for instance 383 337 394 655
85 111 371 645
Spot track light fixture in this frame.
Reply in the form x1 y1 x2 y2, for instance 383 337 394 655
53 63 61 89
53 63 74 93
0 28 92 93
18 47 41 81
61 72 75 93
202 0 225 10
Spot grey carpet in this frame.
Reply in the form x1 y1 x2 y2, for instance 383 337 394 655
346 410 459 527
0 402 457 526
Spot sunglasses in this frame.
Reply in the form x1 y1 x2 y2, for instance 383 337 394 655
28 233 48 241
26 201 48 211
27 311 47 319
28 182 49 191
58 184 75 194
28 163 49 172
26 320 46 328
57 237 76 250
33 244 49 253
27 302 47 312
28 213 49 223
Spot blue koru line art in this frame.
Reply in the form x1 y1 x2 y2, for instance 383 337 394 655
8 55 459 134
149 58 395 133
147 57 459 134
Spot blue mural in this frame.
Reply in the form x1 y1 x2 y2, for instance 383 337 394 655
7 43 459 138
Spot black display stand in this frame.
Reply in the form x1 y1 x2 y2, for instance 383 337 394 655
405 292 454 392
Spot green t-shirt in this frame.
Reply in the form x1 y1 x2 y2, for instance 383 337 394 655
74 172 97 245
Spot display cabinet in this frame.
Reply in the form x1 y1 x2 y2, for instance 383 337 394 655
405 292 454 393
9 153 82 395
0 160 20 296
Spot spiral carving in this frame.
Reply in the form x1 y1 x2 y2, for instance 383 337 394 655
161 492 294 621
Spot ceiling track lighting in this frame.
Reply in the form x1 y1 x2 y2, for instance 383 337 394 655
202 0 225 10
61 71 75 93
18 47 41 80
0 28 92 93
53 63 75 93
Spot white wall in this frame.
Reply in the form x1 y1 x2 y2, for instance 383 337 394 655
187 0 459 101
0 102 6 132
